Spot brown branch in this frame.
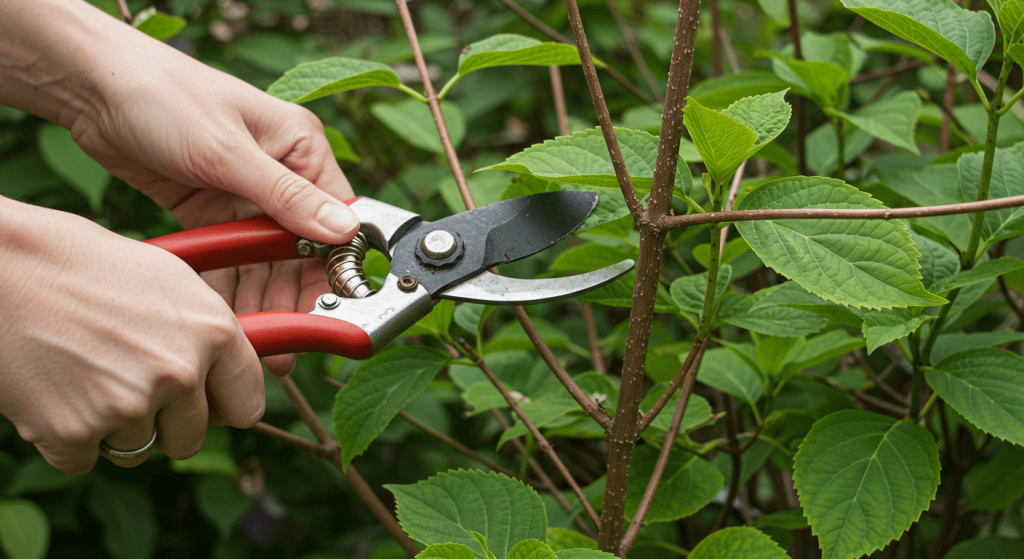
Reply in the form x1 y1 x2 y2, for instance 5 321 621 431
562 0 644 221
619 350 703 555
638 335 708 431
598 0 703 552
719 27 741 74
816 377 909 417
550 66 571 138
495 0 654 104
712 393 742 531
322 376 525 481
998 275 1024 327
849 59 926 84
718 160 747 247
460 340 603 530
853 351 908 405
865 55 910 105
659 193 1024 230
253 421 338 458
787 0 806 175
276 377 419 556
115 0 132 22
604 0 663 101
395 0 475 210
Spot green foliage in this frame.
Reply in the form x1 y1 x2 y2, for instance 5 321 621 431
334 347 450 468
793 411 940 559
687 527 788 559
965 446 1024 511
456 35 591 76
87 481 158 559
132 8 186 41
624 445 723 523
827 91 921 153
927 349 1024 445
372 99 466 154
268 58 403 103
37 123 110 213
0 499 49 559
943 537 1024 559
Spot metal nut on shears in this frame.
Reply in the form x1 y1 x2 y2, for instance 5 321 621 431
414 229 464 268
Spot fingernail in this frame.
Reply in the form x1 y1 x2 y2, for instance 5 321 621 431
316 203 358 238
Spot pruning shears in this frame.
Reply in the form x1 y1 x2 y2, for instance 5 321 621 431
145 192 635 359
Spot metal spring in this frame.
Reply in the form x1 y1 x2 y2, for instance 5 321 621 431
326 232 376 299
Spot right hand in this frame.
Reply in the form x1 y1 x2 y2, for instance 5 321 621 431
0 199 264 475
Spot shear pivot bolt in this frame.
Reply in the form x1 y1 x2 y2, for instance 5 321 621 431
421 230 457 259
319 293 341 309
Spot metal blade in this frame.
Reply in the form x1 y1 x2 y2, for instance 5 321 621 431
389 191 600 295
440 260 635 305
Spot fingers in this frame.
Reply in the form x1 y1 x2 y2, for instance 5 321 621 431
155 388 208 460
206 324 265 429
30 432 100 476
100 414 158 469
260 261 304 376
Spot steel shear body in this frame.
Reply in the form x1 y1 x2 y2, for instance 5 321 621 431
146 192 635 360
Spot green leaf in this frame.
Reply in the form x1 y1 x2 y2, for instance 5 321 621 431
458 35 590 76
829 91 921 153
502 178 631 233
453 303 495 336
5 455 82 496
545 529 597 552
927 349 1024 445
387 470 547 559
756 336 801 377
850 33 935 63
334 347 450 469
721 91 792 156
640 385 714 434
756 509 810 530
507 540 556 559
687 526 788 559
718 290 827 337
1010 43 1024 68
944 537 1024 559
418 543 479 559
683 96 756 187
965 446 1024 510
807 124 873 176
406 299 456 339
958 148 1024 248
911 230 960 290
0 499 49 559
577 271 677 313
479 128 691 197
554 551 616 559
793 410 940 559
783 330 866 377
932 256 1024 292
267 58 402 103
693 238 750 268
688 72 791 109
624 445 723 523
861 308 932 354
372 98 465 155
473 533 499 559
772 59 848 109
670 265 732 314
37 123 110 213
696 348 764 408
88 481 158 559
132 7 186 41
0 154 63 200
325 126 360 163
840 0 995 82
931 331 1024 364
749 281 865 330
550 244 636 274
1001 0 1024 44
194 476 251 537
735 176 946 309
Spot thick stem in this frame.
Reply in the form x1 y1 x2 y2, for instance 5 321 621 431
787 0 807 175
597 0 703 551
562 0 644 220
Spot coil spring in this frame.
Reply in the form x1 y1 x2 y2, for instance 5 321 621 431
326 232 376 299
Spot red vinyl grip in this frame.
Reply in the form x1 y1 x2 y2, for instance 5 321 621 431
238 312 374 359
145 197 362 272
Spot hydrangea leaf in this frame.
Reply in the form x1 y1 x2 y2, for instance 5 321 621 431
458 34 593 76
268 58 402 103
624 445 723 523
683 96 756 186
861 308 933 354
927 348 1024 445
688 527 789 559
828 91 921 154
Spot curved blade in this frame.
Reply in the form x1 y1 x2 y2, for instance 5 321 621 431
440 260 635 305
389 191 600 295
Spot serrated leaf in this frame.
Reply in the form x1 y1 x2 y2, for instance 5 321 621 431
325 126 360 163
88 481 158 559
911 230 960 290
721 91 792 156
688 526 789 559
418 543 479 559
133 7 186 41
640 385 714 434
1000 0 1024 44
268 58 402 103
670 265 733 314
861 308 932 354
37 123 110 213
624 445 723 523
793 410 940 559
458 34 590 76
696 348 764 408
689 72 791 109
507 540 556 559
554 551 616 559
931 331 1024 363
944 537 1024 559
958 148 1024 249
756 336 801 377
927 349 1024 445
683 96 756 187
771 58 848 109
718 291 827 337
783 330 866 377
932 256 1024 292
1010 43 1024 67
750 281 865 331
479 128 691 196
735 176 946 309
829 91 921 153
0 499 49 559
545 529 597 552
334 347 450 468
850 33 935 63
840 0 995 82
372 98 465 155
965 446 1024 510
387 470 547 559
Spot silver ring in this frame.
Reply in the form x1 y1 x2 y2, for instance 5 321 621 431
100 430 158 460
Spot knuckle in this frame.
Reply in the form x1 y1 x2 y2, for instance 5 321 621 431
49 422 93 446
160 363 202 394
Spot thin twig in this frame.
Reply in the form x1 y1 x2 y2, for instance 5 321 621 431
712 393 742 531
619 349 703 556
561 0 644 220
854 351 908 404
638 336 708 431
460 340 603 530
787 0 806 175
115 0 132 22
604 0 663 101
495 0 654 104
659 193 1024 230
550 66 571 137
276 377 419 556
998 276 1024 327
395 0 475 210
816 377 909 417
253 421 338 457
718 161 747 248
849 59 925 84
719 26 741 74
322 376 525 481
865 55 910 105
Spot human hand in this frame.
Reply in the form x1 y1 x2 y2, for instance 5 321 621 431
0 199 264 475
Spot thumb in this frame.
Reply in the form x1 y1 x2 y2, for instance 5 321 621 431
218 146 359 244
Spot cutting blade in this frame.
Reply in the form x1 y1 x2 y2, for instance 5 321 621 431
388 191 599 295
440 260 635 304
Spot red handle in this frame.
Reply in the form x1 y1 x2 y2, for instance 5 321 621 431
238 312 374 359
145 198 361 273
